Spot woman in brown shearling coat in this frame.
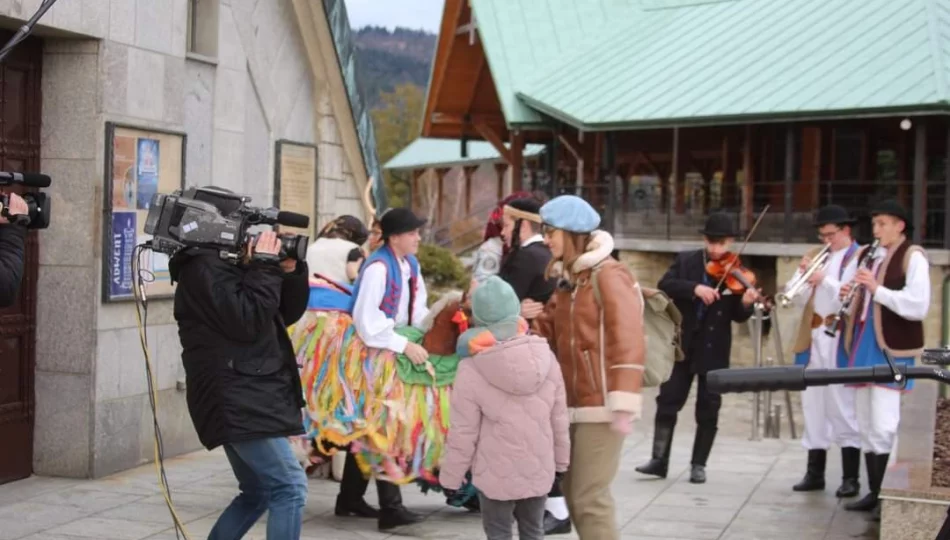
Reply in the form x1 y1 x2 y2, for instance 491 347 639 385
530 195 646 540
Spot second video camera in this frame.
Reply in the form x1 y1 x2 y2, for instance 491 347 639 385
143 186 309 262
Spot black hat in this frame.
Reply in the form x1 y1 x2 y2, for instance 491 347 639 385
813 205 856 227
699 212 739 238
379 207 427 238
870 199 909 223
503 197 543 223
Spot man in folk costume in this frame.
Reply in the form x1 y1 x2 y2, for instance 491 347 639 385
837 199 930 517
784 205 862 497
497 197 568 535
345 207 431 530
635 212 758 484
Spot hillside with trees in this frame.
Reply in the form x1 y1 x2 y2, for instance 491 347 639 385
353 26 437 208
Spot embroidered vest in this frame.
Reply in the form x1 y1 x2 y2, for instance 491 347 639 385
843 239 927 357
350 245 420 324
792 243 859 354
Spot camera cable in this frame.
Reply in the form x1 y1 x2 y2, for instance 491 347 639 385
132 244 192 540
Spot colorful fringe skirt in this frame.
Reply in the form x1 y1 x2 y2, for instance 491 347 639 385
289 309 471 498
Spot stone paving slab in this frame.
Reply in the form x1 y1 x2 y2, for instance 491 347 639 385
0 388 879 539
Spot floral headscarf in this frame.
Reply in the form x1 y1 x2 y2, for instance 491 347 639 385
483 191 532 242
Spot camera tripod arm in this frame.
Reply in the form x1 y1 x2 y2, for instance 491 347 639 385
707 364 950 394
0 0 59 64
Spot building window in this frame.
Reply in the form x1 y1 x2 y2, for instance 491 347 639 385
187 0 219 58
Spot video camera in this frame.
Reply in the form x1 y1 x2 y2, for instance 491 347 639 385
0 172 51 230
143 186 310 262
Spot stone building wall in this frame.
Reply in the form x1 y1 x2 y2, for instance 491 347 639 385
18 0 370 477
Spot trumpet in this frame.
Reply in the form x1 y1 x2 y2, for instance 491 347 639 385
776 244 831 308
824 238 881 337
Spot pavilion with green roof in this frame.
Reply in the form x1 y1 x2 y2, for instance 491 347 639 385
413 0 950 249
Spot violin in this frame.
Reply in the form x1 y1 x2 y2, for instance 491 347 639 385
705 252 757 294
705 252 774 310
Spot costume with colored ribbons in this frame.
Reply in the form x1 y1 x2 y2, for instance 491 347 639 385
289 268 477 506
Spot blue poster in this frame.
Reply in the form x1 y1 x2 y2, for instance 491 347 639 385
136 138 160 209
110 211 136 298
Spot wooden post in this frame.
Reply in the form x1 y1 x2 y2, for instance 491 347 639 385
605 133 616 235
944 126 950 249
913 123 926 244
784 125 795 243
669 127 679 240
742 125 754 231
510 130 524 192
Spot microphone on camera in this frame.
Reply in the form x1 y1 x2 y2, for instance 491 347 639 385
0 172 51 188
277 211 309 229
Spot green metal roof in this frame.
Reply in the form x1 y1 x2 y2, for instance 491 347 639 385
513 0 950 130
469 0 638 126
384 138 546 171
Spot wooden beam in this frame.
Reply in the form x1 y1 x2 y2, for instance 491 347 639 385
783 126 795 243
430 112 506 126
474 122 512 163
742 125 753 231
422 0 466 137
511 131 525 192
913 122 926 244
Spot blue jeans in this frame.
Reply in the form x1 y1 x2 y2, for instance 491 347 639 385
209 437 308 540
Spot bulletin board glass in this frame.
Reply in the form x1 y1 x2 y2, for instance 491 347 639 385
102 123 186 302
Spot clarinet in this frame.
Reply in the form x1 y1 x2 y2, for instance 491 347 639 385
824 238 880 337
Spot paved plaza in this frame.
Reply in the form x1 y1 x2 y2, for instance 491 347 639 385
0 390 879 540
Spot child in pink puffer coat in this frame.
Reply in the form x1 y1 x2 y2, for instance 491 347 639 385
440 276 570 540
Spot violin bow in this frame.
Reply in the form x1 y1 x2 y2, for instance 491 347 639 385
713 204 770 291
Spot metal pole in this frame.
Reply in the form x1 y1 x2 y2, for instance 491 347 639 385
769 307 798 438
749 305 763 441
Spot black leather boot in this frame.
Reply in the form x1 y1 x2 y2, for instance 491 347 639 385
377 480 424 531
635 417 675 478
835 447 861 498
846 452 886 512
689 425 717 484
335 452 379 518
543 511 572 535
792 449 826 491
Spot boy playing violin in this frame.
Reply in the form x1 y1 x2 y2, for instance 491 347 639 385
634 212 758 484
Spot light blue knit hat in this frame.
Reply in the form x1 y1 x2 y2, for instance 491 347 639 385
539 195 601 233
471 275 521 327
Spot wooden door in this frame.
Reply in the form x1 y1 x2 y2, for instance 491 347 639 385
0 31 42 485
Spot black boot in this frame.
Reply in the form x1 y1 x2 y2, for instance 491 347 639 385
835 447 861 498
377 480 424 531
689 425 717 484
792 449 826 491
335 452 379 518
543 511 572 535
846 452 886 512
635 417 675 478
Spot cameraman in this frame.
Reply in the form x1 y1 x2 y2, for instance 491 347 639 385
170 229 310 539
0 192 30 307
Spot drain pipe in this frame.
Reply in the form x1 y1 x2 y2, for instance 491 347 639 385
942 274 950 398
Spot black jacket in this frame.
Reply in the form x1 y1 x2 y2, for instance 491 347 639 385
498 241 557 304
658 249 753 374
171 249 309 449
0 224 26 307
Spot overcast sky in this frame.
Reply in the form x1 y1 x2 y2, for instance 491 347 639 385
344 0 443 32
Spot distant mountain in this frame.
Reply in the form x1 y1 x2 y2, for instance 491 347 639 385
353 26 437 108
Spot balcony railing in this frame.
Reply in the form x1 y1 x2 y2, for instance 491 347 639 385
587 177 947 248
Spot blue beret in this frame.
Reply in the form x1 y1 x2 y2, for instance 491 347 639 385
539 195 601 233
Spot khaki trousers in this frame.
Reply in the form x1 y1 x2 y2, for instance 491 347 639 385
562 422 625 540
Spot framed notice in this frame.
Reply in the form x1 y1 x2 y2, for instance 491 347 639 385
102 123 186 303
274 140 317 240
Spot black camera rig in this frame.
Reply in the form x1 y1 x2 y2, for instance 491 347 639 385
143 186 310 263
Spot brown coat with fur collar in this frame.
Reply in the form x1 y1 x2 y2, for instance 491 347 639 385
535 231 645 423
